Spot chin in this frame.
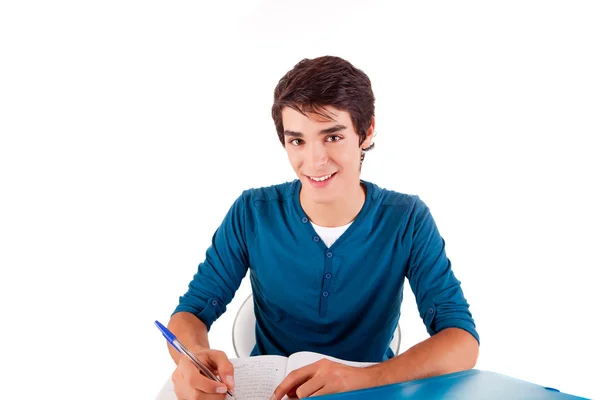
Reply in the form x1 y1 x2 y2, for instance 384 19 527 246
311 195 336 205
307 186 340 203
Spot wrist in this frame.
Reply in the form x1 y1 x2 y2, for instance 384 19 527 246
189 343 210 354
366 362 394 387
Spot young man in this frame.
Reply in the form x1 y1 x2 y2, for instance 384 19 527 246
166 56 479 400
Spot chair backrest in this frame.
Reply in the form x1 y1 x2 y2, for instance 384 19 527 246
232 294 401 358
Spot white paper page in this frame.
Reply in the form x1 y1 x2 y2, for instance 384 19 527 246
229 356 288 400
286 351 378 376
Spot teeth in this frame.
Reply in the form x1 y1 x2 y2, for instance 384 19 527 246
309 174 332 182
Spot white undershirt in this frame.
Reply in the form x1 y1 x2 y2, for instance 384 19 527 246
310 221 353 248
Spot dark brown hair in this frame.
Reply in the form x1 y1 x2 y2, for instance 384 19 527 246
272 56 375 155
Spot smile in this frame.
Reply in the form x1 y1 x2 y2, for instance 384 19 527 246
307 173 336 182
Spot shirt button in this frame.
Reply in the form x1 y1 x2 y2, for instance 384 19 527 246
211 300 218 306
325 273 332 279
428 307 434 314
326 252 333 258
313 236 320 242
302 217 308 223
322 291 329 297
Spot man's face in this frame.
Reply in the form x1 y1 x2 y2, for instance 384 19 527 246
282 106 373 205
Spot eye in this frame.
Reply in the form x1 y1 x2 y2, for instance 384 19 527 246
288 138 303 146
326 135 342 142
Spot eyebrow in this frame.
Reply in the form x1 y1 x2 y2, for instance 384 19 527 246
283 124 347 137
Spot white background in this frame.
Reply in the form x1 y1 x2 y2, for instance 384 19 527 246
1 1 598 399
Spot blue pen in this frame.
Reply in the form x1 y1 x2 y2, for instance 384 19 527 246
155 320 234 397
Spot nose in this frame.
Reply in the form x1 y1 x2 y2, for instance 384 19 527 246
306 142 328 168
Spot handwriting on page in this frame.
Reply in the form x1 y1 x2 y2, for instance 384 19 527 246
228 359 281 400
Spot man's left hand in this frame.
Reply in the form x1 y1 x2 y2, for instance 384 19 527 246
271 358 377 399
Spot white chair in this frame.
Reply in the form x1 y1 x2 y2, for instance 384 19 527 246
232 293 401 358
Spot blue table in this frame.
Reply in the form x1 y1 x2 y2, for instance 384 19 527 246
315 369 589 399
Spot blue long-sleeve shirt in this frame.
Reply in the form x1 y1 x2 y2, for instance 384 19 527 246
173 179 479 362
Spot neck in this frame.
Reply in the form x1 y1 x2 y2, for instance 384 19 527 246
300 182 366 227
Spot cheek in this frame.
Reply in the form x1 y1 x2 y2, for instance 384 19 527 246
286 150 302 168
335 150 361 169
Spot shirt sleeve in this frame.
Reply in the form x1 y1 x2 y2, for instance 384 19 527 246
172 190 254 330
405 196 480 344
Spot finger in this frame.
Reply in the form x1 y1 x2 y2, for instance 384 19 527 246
174 382 224 400
171 370 188 400
188 369 230 395
296 376 325 399
309 387 331 397
272 364 318 400
180 358 230 395
192 351 219 373
286 384 302 399
206 350 235 391
172 383 186 400
175 378 226 400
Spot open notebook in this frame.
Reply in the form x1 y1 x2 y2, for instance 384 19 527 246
156 351 376 400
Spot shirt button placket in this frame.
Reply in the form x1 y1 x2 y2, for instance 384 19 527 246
320 251 333 317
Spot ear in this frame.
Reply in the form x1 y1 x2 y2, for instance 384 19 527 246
362 117 375 149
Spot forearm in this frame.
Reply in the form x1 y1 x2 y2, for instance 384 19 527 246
167 311 210 364
369 328 479 386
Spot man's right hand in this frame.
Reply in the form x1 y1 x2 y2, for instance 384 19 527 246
171 348 235 400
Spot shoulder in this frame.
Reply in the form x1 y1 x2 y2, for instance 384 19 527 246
241 180 298 203
366 180 427 214
364 181 434 233
230 181 298 215
365 181 435 235
222 181 298 240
